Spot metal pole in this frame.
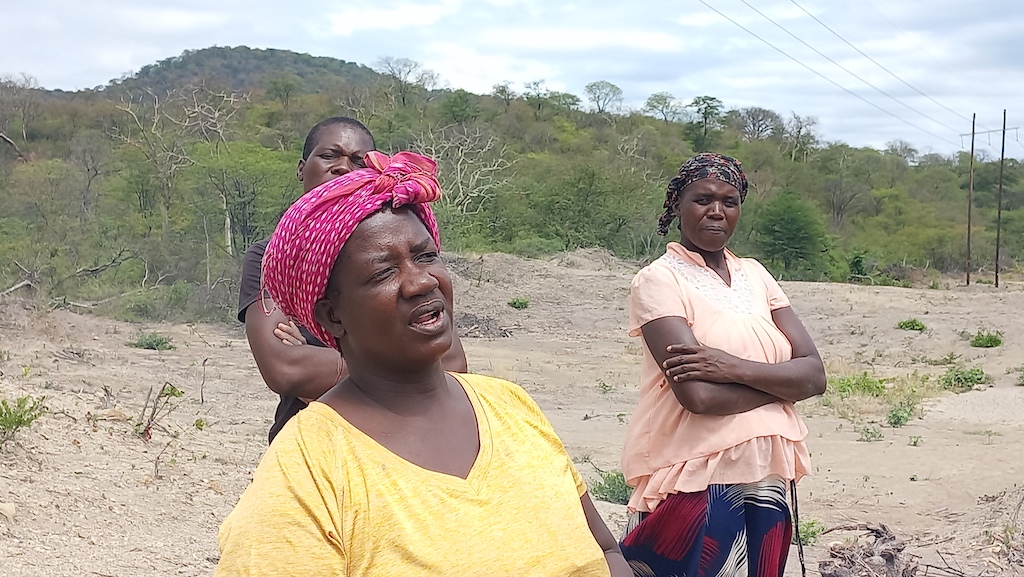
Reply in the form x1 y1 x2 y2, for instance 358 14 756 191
967 113 975 285
995 109 1006 288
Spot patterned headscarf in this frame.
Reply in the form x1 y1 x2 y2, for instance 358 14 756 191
261 151 442 350
657 152 749 236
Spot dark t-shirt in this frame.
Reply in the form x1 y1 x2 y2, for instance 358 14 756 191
238 238 329 444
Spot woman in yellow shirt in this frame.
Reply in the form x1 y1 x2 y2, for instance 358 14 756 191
215 150 631 577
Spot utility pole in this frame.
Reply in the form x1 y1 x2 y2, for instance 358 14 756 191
967 113 975 285
995 109 1007 288
959 117 1017 287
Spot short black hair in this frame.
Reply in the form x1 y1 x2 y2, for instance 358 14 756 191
301 117 375 160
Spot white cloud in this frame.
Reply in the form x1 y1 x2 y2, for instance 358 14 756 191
327 0 464 36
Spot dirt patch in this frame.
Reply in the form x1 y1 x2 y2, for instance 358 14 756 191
2 253 1024 576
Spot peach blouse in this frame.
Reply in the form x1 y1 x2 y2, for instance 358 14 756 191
622 242 810 513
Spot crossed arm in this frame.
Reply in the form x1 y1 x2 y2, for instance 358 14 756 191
640 307 826 415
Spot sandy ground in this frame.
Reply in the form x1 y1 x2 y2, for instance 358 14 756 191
1 249 1022 576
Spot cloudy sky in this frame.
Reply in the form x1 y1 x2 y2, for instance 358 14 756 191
6 0 1023 159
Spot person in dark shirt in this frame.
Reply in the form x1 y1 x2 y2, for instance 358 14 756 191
238 117 468 442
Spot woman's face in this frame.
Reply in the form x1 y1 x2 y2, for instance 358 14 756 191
674 178 742 253
298 124 375 193
315 207 453 372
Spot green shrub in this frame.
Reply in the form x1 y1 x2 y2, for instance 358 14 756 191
589 469 632 505
939 366 988 392
857 425 884 442
793 518 826 546
897 318 926 332
0 395 48 448
127 332 175 351
969 330 1003 348
886 400 915 427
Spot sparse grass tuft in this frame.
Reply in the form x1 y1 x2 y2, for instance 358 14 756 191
857 425 884 442
0 395 48 449
939 366 989 392
127 332 175 351
828 372 887 397
817 371 939 423
507 297 530 310
897 318 926 332
1016 366 1024 387
969 329 1003 348
589 469 632 505
908 435 922 447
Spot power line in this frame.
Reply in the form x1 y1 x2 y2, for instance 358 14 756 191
735 0 963 136
695 0 961 147
788 0 982 130
856 0 1003 127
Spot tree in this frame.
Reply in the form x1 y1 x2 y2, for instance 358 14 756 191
735 107 783 141
584 81 623 114
755 189 829 277
266 74 301 110
643 92 684 123
108 84 248 239
686 95 724 151
780 113 819 162
491 82 517 112
412 125 515 216
440 90 478 125
374 57 424 108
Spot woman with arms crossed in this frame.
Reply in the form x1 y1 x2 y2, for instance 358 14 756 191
619 153 826 577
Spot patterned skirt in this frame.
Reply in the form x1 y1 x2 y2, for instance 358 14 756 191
619 475 792 577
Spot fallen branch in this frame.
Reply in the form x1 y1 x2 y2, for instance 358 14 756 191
1 279 34 296
0 131 27 161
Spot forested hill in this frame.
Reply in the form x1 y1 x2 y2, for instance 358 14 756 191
100 46 379 94
0 46 1021 322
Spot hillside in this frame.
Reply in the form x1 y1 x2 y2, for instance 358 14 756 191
100 46 380 94
0 44 1022 323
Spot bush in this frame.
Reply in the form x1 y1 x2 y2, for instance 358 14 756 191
969 330 1003 348
127 332 175 351
0 395 48 448
793 518 826 546
589 469 632 505
939 366 988 392
897 318 926 332
886 400 916 427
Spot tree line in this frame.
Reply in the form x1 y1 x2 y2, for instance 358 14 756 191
0 46 1020 322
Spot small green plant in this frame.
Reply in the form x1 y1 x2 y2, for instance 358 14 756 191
923 352 961 366
1015 366 1024 387
908 435 923 447
597 379 613 394
0 395 48 449
589 469 632 505
897 318 926 332
939 366 989 392
507 297 530 310
193 418 208 431
21 365 31 378
793 518 826 546
886 400 915 428
857 425 884 442
0 349 10 364
127 332 175 351
969 329 1003 348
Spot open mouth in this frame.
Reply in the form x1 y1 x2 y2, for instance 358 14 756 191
409 301 447 334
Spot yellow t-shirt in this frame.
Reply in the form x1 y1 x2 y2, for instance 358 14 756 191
215 373 610 577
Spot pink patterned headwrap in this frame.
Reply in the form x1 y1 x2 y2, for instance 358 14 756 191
261 151 442 350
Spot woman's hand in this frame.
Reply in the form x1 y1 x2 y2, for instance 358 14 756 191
274 321 307 346
663 344 743 384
